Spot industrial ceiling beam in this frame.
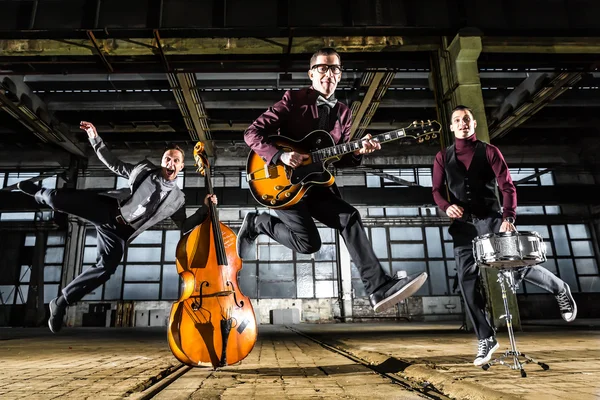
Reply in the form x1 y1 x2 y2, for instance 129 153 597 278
489 72 584 140
0 76 86 157
481 37 600 53
349 71 395 140
0 36 425 57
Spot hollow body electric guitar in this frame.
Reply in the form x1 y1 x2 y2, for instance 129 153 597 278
245 120 441 209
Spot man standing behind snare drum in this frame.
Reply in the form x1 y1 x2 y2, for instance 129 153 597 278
432 105 577 367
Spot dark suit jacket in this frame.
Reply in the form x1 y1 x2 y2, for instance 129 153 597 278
244 87 362 168
90 136 208 239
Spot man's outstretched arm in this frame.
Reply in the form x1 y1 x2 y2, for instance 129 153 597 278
80 121 135 179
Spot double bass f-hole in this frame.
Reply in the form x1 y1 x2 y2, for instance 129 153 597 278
192 281 210 310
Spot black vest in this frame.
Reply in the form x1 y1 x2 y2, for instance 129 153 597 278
444 140 500 218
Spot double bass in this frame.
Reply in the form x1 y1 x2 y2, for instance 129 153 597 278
168 142 257 368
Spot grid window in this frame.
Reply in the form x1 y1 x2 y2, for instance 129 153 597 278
241 223 338 300
44 233 66 304
509 167 555 186
81 228 183 301
517 223 599 294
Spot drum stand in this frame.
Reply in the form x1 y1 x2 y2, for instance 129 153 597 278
482 269 550 377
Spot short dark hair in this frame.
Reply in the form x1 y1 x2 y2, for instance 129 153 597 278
309 48 341 68
451 105 474 119
164 143 185 160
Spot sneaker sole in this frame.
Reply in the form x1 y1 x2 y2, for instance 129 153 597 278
48 300 62 334
562 285 578 322
236 213 253 259
473 342 500 366
373 272 428 313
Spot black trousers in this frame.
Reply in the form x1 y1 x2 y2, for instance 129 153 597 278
450 214 564 339
254 186 389 294
35 188 134 304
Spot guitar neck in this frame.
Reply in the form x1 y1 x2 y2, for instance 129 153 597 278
312 128 406 161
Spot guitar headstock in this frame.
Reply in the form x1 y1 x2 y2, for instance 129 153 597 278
405 119 442 143
193 141 210 176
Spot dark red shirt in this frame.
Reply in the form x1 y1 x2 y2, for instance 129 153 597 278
432 134 517 220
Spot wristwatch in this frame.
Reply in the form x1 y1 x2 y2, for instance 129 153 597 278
504 217 515 224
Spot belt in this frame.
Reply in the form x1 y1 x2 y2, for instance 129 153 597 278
115 213 129 225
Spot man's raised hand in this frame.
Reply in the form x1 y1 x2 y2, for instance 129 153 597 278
80 121 98 139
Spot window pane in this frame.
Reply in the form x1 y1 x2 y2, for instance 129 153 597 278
44 265 61 282
6 172 39 187
391 261 427 277
391 244 425 259
47 234 65 246
259 281 295 298
297 262 314 298
124 265 161 281
131 230 163 244
540 173 554 186
314 244 335 261
1 212 35 221
258 263 294 281
545 206 561 215
368 207 384 217
517 206 544 215
552 226 571 255
518 225 548 238
83 247 97 264
575 258 598 275
540 258 557 274
164 230 180 263
389 227 423 241
15 285 28 304
25 234 36 247
567 224 590 239
445 243 455 259
239 262 257 298
571 241 594 257
43 284 59 303
19 266 31 283
418 168 432 187
259 245 293 261
85 229 97 245
315 280 334 298
41 176 57 189
366 175 381 187
123 283 160 300
162 264 180 300
126 247 162 262
429 261 448 295
318 227 334 243
104 265 124 300
557 259 578 292
315 262 334 280
0 286 15 304
579 277 600 292
426 228 443 258
116 176 128 189
44 247 64 264
371 228 388 258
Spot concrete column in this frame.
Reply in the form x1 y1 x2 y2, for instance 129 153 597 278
337 234 353 321
433 33 521 332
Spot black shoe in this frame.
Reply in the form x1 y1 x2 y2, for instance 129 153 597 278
48 297 66 333
236 212 259 259
369 272 428 312
556 283 577 322
474 336 499 366
17 180 40 197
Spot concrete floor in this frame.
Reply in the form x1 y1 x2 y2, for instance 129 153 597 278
0 320 599 399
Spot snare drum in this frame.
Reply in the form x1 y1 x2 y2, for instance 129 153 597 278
473 231 546 269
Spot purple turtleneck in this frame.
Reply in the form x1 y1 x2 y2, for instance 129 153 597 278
432 133 517 220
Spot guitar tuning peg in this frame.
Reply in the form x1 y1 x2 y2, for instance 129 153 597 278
413 120 417 125
427 119 431 124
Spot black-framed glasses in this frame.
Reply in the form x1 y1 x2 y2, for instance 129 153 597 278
310 64 343 75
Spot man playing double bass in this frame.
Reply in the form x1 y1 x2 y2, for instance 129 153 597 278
432 104 577 367
17 121 217 333
238 47 428 312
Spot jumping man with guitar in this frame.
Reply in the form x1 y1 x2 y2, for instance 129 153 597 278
238 48 428 312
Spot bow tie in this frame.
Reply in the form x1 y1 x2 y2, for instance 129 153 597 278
316 95 338 109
